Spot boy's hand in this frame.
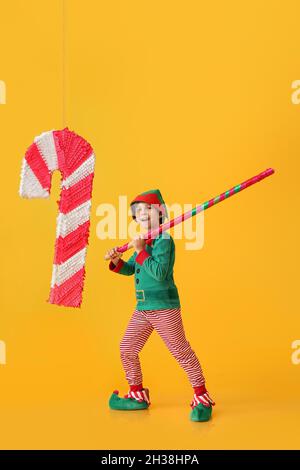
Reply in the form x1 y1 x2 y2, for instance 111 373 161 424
106 247 123 266
133 235 146 254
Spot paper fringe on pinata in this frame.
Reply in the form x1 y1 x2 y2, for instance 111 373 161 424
19 127 95 308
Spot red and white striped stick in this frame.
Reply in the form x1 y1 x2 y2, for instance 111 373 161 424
104 167 274 260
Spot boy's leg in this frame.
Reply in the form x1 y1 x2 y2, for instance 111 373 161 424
120 309 154 387
146 307 206 387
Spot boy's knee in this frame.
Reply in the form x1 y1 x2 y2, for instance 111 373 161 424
171 341 194 361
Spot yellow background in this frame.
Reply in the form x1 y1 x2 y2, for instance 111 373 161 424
0 0 299 449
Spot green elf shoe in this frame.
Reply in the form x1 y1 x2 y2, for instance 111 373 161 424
190 402 212 422
109 389 150 411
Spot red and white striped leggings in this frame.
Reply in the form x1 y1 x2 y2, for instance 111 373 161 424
120 307 206 388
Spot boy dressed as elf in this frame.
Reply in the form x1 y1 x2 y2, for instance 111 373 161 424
106 189 215 422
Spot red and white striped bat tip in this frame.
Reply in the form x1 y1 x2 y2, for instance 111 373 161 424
264 168 275 176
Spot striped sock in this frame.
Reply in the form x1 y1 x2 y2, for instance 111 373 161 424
130 384 143 392
124 385 150 404
193 385 207 396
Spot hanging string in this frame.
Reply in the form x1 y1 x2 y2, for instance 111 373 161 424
62 0 67 127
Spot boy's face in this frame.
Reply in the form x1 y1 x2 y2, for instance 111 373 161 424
134 202 160 230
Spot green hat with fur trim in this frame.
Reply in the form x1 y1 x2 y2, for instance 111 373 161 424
130 189 168 222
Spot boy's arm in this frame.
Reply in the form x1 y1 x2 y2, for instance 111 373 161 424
109 252 136 276
135 236 172 281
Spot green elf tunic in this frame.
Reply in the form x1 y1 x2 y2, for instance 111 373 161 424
109 233 181 311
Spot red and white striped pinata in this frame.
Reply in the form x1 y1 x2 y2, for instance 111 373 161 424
19 127 95 308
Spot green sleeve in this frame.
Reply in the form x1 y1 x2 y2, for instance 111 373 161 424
138 237 172 281
109 252 136 276
119 253 136 275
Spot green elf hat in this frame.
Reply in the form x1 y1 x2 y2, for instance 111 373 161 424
130 189 168 221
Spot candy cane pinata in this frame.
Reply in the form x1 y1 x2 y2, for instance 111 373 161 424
19 127 95 308
104 167 274 259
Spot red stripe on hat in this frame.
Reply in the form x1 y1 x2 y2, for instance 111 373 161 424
131 193 166 214
25 142 51 191
54 220 90 264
